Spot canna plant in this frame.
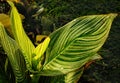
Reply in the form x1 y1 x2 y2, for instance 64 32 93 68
0 1 117 83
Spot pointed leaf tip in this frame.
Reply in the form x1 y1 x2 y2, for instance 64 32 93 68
32 37 50 70
33 37 50 60
8 1 35 70
42 13 116 75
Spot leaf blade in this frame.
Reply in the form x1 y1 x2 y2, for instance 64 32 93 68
32 37 50 70
41 14 117 75
0 23 26 82
8 1 35 70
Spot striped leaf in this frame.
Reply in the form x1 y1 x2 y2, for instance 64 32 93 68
38 53 101 83
65 67 84 83
41 13 117 75
65 53 101 83
0 23 26 82
8 1 35 70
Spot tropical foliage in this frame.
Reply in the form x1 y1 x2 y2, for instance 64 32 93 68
0 1 117 83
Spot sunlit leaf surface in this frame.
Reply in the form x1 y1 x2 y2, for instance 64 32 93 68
41 13 117 75
8 1 35 70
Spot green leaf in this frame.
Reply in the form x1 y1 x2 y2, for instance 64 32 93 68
33 37 50 60
32 37 50 71
8 1 35 70
41 13 117 75
40 54 101 83
38 67 84 83
39 52 101 83
0 23 26 82
65 53 102 83
65 67 84 83
39 53 101 83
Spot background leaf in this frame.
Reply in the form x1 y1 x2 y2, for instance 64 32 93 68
0 14 12 36
41 14 117 75
39 75 65 83
0 14 10 28
35 35 47 45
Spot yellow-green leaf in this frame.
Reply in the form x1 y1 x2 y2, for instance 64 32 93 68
0 23 26 82
32 37 50 70
0 14 10 28
0 13 25 37
8 1 35 70
34 37 50 60
7 0 20 3
41 13 117 76
65 67 84 83
35 35 47 45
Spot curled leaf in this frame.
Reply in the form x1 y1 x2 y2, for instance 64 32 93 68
32 37 50 70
